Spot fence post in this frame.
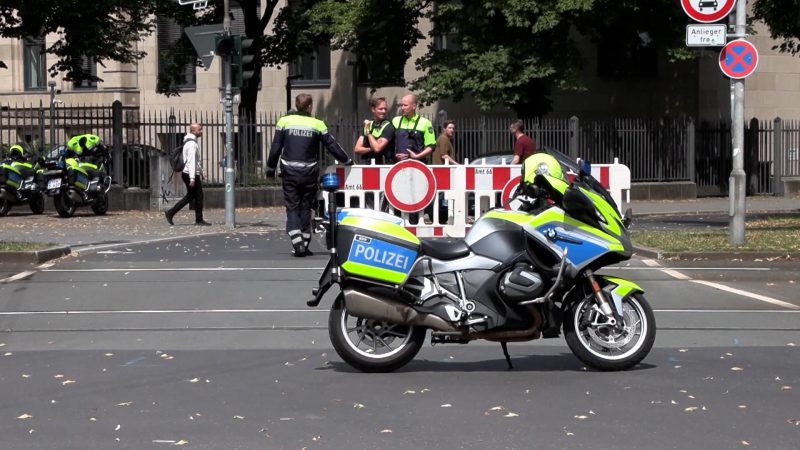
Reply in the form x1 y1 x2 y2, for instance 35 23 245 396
568 116 579 159
112 100 123 184
686 118 695 183
38 101 45 152
773 117 784 196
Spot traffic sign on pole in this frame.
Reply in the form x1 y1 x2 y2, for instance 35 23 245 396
384 160 436 212
719 39 758 79
681 0 736 23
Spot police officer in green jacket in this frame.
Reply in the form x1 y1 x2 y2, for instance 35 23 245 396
267 93 353 257
391 94 436 164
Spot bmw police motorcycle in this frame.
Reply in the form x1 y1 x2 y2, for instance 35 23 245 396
0 144 46 216
41 134 112 218
310 149 655 372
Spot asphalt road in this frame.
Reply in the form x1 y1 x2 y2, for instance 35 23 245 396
1 231 799 450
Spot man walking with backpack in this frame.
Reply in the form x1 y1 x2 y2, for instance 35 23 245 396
165 123 211 226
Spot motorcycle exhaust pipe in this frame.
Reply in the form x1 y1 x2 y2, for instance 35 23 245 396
343 288 457 332
68 190 84 203
0 189 16 202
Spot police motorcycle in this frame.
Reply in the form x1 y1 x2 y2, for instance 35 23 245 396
41 134 112 218
309 150 655 372
0 144 47 216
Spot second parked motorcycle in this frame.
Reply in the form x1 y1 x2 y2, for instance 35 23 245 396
42 135 112 218
0 145 46 216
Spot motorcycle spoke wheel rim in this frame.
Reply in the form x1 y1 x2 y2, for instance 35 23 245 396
575 297 648 361
340 310 413 359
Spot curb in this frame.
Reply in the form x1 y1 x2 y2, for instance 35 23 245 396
633 208 800 218
0 246 71 264
633 245 800 261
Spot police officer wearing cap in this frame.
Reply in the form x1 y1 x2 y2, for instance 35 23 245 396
267 93 353 257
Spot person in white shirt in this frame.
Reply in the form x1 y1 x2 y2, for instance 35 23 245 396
165 123 211 226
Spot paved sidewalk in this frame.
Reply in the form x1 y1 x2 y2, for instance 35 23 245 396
0 207 287 250
630 195 799 216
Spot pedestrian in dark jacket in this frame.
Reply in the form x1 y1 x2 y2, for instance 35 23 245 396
267 94 353 256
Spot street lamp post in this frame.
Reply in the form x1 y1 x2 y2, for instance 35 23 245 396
48 80 57 151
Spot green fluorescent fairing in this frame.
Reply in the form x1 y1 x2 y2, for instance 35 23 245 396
481 209 532 225
602 276 644 295
528 208 624 251
579 187 622 236
339 216 419 245
341 260 407 285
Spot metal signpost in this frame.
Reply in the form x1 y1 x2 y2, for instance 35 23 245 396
682 0 752 245
179 0 236 230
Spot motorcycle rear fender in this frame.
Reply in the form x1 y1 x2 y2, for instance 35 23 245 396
600 276 644 317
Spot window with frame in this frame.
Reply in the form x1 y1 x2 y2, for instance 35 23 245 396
289 44 331 86
23 38 47 91
356 54 404 86
157 16 196 90
72 56 98 90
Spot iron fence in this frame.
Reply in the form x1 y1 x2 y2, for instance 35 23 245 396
2 101 800 196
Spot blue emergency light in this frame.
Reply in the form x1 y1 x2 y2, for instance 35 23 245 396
321 173 340 192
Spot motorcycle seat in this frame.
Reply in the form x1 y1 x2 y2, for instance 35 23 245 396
420 238 471 261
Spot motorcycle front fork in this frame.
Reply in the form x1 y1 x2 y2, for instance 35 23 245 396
584 270 622 327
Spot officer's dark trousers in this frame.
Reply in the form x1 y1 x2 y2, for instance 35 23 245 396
282 174 318 252
168 172 204 222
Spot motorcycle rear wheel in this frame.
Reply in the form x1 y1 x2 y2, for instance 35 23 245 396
0 199 10 216
564 293 655 371
329 293 426 373
91 192 108 215
54 192 76 218
29 192 45 214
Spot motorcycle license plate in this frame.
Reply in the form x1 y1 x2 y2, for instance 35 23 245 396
47 178 62 189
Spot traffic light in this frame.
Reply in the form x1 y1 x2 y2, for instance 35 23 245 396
214 35 235 57
232 36 257 89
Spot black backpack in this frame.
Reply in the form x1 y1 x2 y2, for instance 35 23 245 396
169 144 186 172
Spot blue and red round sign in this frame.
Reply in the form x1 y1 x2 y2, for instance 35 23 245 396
719 39 759 79
681 0 736 24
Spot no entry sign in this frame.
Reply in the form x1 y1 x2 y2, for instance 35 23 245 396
719 39 758 79
681 0 736 24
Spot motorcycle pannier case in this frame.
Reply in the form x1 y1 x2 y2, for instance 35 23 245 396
335 209 420 285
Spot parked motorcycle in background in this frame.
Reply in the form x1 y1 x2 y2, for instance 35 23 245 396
309 149 655 373
0 144 46 216
41 134 112 218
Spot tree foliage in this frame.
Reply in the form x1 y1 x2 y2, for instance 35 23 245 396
0 0 157 82
752 0 800 54
409 0 690 116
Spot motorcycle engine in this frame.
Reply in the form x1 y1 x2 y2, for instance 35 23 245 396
499 263 544 303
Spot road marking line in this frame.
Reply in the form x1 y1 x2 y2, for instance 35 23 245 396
0 270 38 284
642 258 660 267
42 267 325 273
689 280 799 310
641 258 798 310
613 267 771 271
0 261 59 284
654 309 800 313
0 309 328 315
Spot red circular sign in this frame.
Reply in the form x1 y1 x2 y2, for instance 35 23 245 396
384 160 436 212
681 0 736 23
719 39 758 79
501 176 522 210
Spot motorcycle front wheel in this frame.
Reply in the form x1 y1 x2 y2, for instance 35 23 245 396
329 293 426 373
0 199 11 216
54 192 76 218
29 192 45 214
564 293 656 371
91 192 108 215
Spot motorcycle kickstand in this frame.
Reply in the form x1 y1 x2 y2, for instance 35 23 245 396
500 341 513 370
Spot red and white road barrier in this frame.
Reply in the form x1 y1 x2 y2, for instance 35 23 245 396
322 158 631 238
